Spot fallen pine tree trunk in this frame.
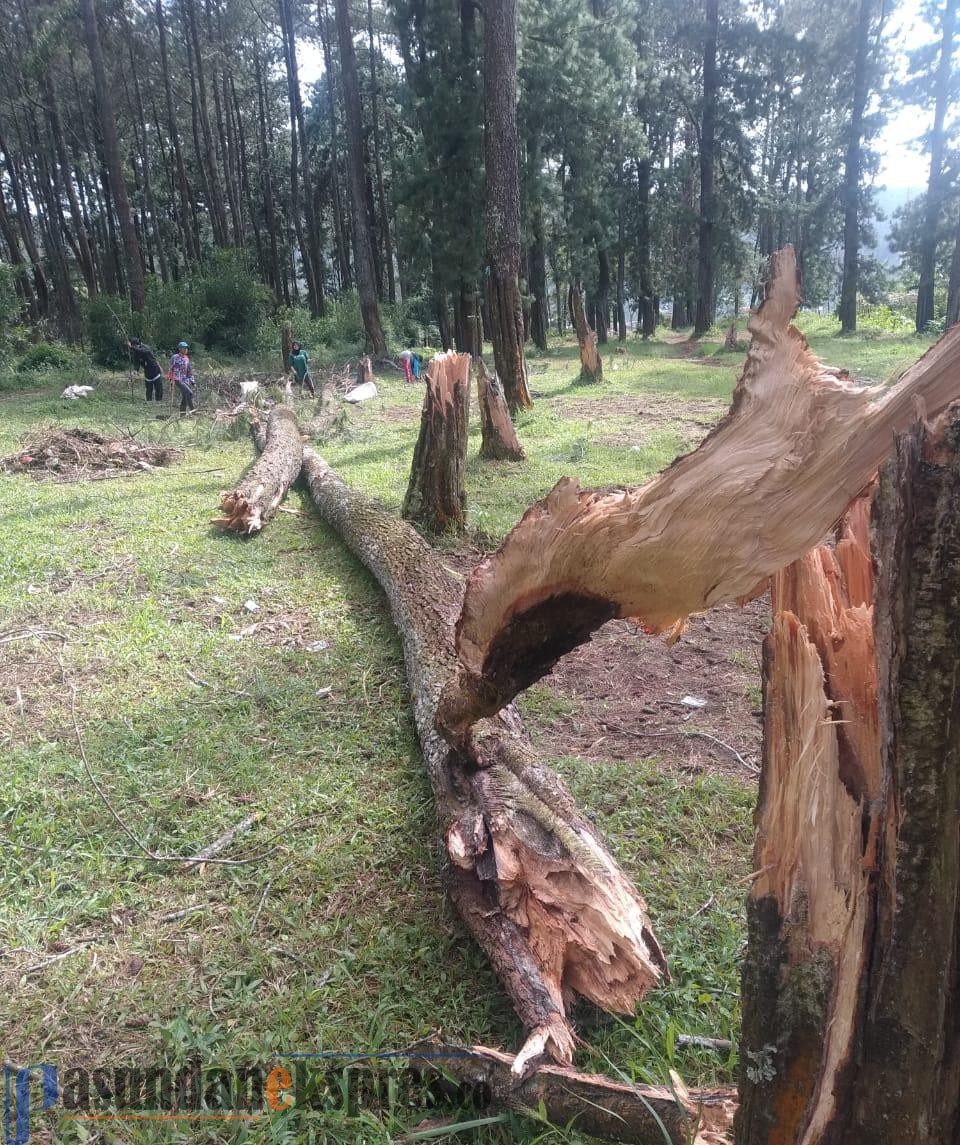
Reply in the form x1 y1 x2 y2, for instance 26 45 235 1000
406 1038 736 1144
213 406 303 535
437 246 960 740
737 410 960 1144
299 442 670 1075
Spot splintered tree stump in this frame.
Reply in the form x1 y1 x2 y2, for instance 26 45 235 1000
355 354 374 387
571 283 602 384
402 350 471 535
477 359 525 461
299 443 669 1074
213 406 303 535
436 246 960 740
281 321 294 372
738 408 960 1144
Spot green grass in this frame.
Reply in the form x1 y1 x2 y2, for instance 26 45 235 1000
0 323 931 1143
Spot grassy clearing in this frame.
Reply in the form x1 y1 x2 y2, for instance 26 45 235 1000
0 325 930 1143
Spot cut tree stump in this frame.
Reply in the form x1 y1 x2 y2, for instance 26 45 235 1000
401 350 471 535
436 246 960 739
281 321 293 372
299 441 669 1071
571 283 602 384
212 406 303 535
477 359 525 461
737 409 960 1145
355 354 374 387
406 1038 735 1144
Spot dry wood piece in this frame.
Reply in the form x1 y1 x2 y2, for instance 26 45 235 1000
406 1038 735 1144
401 350 471 535
213 406 303 535
300 444 667 1069
183 812 261 871
738 409 960 1144
437 246 960 739
571 283 602 384
477 359 525 461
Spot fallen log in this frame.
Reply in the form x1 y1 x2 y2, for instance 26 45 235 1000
437 246 960 739
406 1038 735 1144
213 406 303 535
401 350 471 535
477 359 525 461
737 409 960 1144
300 443 667 1070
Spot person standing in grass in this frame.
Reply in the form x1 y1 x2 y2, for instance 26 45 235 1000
168 341 196 415
128 337 164 402
287 341 316 396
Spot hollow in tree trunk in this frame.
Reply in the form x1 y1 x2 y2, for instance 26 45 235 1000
401 352 471 535
477 359 525 461
571 283 603 384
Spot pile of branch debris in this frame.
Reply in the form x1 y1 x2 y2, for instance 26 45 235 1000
3 427 181 481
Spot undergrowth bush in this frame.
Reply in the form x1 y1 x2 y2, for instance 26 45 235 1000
194 251 270 355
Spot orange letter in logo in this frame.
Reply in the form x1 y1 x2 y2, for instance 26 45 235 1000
265 1067 293 1111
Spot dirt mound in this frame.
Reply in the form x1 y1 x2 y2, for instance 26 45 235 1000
3 427 182 481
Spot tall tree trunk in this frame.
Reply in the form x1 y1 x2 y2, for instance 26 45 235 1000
737 409 960 1143
948 206 960 329
279 0 325 316
156 0 198 265
334 0 387 353
529 227 549 351
253 45 284 299
839 0 873 333
483 0 532 411
319 0 352 291
367 0 396 304
80 0 146 311
693 0 718 335
916 0 957 332
595 247 611 343
43 74 97 296
183 0 229 247
616 213 627 341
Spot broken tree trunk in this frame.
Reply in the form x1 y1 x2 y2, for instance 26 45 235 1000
436 246 960 740
355 354 374 388
407 1038 735 1144
299 442 669 1071
477 359 525 462
737 407 960 1144
213 406 303 535
401 351 471 535
571 283 602 384
281 320 293 372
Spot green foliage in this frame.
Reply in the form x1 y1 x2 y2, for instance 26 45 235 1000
0 263 20 347
85 294 146 367
194 252 271 355
15 341 77 373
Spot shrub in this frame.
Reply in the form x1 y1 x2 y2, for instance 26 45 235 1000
16 341 78 373
194 252 270 355
85 294 146 367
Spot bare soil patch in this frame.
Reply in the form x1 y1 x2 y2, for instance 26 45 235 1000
3 428 181 481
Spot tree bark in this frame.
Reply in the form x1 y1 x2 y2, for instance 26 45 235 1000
213 407 304 536
334 0 387 354
839 0 873 333
483 0 532 412
156 0 198 266
477 359 525 461
637 157 656 339
949 205 960 330
571 283 603 384
281 322 294 372
80 0 146 311
436 247 960 739
320 0 352 291
366 0 396 304
694 0 718 335
183 0 230 247
299 440 667 1069
402 352 471 535
737 408 960 1144
596 248 611 344
915 0 956 331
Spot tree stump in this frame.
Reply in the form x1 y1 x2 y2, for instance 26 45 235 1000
477 359 525 461
355 354 374 388
401 351 471 535
281 321 293 372
737 410 960 1143
571 283 602 384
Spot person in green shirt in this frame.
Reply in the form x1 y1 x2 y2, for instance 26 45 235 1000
287 341 316 396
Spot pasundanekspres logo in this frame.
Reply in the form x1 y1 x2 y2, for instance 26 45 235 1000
5 1053 485 1143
